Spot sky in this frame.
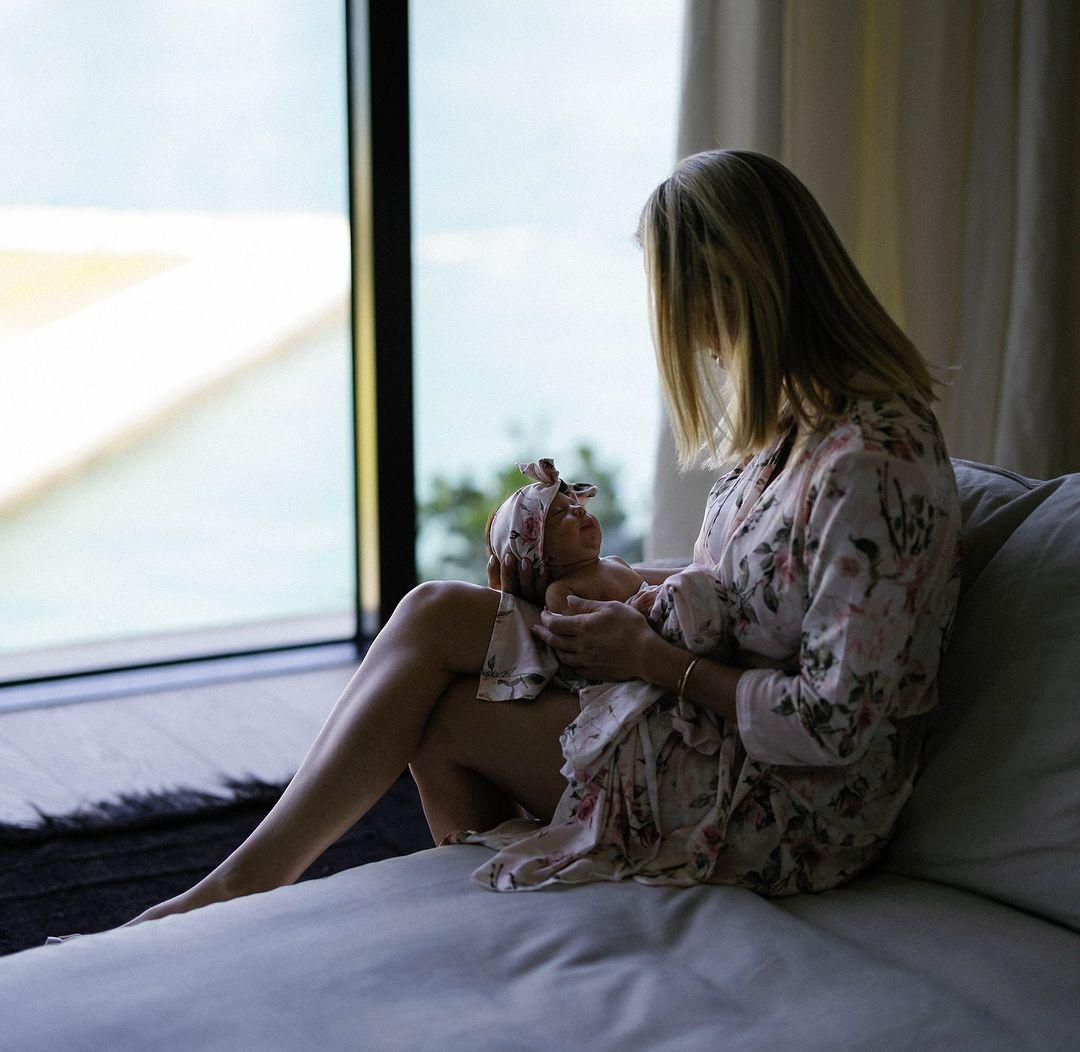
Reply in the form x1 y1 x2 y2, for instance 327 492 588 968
410 0 683 536
0 0 686 652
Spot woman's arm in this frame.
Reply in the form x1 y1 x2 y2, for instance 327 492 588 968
635 633 743 723
631 562 689 586
733 449 962 768
531 596 743 722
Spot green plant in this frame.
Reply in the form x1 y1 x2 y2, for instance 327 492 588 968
417 437 644 584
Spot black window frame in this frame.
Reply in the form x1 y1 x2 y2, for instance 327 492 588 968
0 0 415 710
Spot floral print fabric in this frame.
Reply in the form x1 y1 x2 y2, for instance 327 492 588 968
488 458 599 578
442 392 963 896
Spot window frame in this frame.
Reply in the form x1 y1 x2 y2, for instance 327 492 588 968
0 0 416 711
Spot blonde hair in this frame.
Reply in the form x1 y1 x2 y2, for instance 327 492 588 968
633 149 953 471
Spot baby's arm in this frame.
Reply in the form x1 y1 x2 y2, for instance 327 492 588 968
544 579 580 616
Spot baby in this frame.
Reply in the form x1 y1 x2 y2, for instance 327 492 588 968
482 458 732 784
484 459 659 617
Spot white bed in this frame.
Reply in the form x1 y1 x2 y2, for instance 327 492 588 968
2 458 1079 1050
2 844 1077 1050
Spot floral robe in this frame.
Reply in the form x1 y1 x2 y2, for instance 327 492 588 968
441 392 963 896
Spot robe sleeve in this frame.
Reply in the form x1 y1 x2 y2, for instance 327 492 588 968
734 446 956 767
647 563 736 661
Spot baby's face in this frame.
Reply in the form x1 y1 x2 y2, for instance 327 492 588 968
543 490 602 567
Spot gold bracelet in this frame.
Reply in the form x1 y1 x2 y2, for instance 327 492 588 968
676 656 700 703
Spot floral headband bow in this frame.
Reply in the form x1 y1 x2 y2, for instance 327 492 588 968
489 458 598 575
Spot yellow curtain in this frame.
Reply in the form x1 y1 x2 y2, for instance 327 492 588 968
648 0 1078 559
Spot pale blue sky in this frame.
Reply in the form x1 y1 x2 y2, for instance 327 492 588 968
411 0 683 540
0 0 684 653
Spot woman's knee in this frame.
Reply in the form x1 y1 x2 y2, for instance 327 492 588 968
393 579 493 629
390 581 502 673
394 579 457 620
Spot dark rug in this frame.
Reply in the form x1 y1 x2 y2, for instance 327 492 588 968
0 768 435 958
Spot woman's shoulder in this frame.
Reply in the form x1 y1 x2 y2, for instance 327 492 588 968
806 390 952 474
798 390 959 522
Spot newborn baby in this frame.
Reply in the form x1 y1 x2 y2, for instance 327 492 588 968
484 458 657 617
482 457 735 782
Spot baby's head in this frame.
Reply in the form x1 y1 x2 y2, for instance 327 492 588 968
486 458 602 580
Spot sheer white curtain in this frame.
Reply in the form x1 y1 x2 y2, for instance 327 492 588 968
647 0 1078 560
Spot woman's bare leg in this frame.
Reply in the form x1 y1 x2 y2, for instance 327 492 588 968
409 761 525 845
409 674 580 845
120 581 508 927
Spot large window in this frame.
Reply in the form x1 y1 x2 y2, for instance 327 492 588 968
0 2 356 683
0 1 684 695
410 1 681 583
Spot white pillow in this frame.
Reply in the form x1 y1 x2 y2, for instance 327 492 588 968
877 459 1080 933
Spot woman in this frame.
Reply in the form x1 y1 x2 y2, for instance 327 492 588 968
120 148 962 923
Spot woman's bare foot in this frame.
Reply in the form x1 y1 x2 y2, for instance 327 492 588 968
120 868 254 930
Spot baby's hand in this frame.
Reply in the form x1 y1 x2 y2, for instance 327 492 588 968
627 583 661 616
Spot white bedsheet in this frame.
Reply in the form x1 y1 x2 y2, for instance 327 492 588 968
2 845 1077 1050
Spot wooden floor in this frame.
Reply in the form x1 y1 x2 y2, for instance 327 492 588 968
0 661 362 827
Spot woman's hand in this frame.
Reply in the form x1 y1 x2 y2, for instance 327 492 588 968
486 551 549 607
531 596 655 682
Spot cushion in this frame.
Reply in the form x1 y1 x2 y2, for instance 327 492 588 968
878 459 1080 933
